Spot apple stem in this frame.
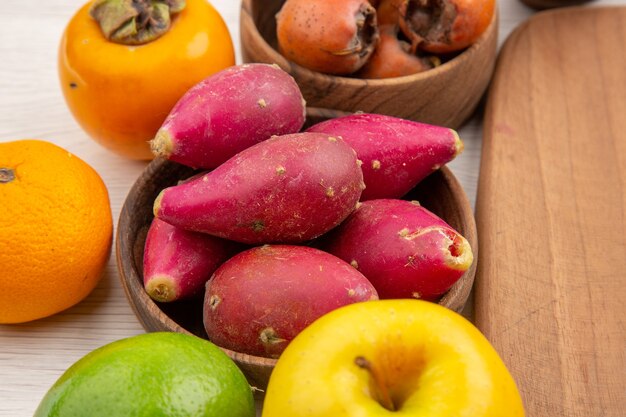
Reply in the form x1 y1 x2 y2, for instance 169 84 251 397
354 356 396 411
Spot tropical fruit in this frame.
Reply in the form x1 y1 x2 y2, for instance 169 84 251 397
34 332 256 417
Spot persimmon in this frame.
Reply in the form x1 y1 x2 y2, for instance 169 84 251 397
59 0 235 160
376 0 403 25
397 0 495 54
358 25 438 78
276 0 380 75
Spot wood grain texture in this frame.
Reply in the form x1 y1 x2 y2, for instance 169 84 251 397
475 6 626 416
240 0 498 129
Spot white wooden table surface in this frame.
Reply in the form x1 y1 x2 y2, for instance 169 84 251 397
0 0 621 415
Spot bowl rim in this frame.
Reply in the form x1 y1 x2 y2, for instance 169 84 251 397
116 154 477 383
115 157 283 369
240 0 498 86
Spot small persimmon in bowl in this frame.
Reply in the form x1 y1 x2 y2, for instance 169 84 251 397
240 0 498 129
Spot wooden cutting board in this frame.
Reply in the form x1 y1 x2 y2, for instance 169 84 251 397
475 6 626 416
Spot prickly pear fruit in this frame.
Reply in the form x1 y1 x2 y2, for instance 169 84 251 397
323 199 473 301
151 63 306 169
153 132 364 244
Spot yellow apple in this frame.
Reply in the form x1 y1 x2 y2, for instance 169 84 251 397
262 299 524 416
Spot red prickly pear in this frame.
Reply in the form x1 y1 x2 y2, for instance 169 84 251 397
307 113 463 200
153 132 365 244
323 199 473 301
143 218 241 302
150 63 306 169
203 244 378 358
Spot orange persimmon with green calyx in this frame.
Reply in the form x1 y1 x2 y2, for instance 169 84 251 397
59 0 235 160
398 0 495 54
0 140 113 323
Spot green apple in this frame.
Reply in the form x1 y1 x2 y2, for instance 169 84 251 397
34 332 255 417
262 299 524 416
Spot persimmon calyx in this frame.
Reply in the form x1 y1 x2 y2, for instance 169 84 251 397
399 0 457 52
327 2 379 59
0 168 15 184
90 0 186 45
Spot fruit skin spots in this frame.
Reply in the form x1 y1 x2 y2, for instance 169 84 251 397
150 64 306 169
142 218 241 303
307 113 463 200
276 0 380 75
154 132 364 244
33 332 256 417
203 244 378 358
0 139 112 323
322 199 473 301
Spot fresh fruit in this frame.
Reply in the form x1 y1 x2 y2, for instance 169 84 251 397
0 140 112 323
358 25 438 79
307 113 462 200
59 0 235 159
397 0 495 54
150 63 306 169
359 0 439 79
276 0 380 75
274 0 493 78
203 245 378 358
323 199 473 300
375 0 401 25
154 132 365 244
262 299 525 417
34 332 255 417
143 218 241 302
